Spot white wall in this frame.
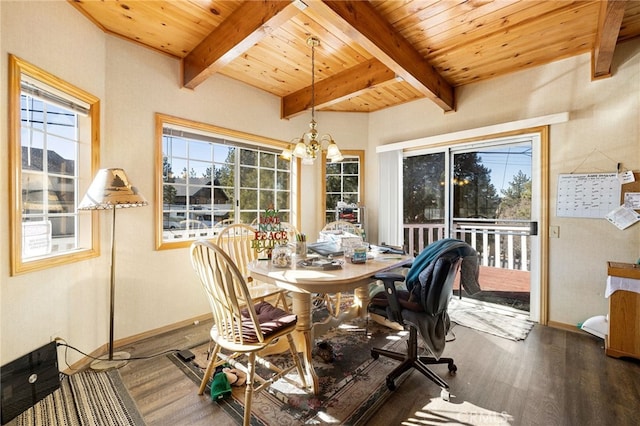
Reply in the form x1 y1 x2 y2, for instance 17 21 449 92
367 40 640 327
1 1 108 364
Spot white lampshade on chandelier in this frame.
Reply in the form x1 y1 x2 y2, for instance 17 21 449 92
281 36 343 165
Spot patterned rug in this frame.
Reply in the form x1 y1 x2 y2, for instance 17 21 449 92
12 369 145 426
448 297 535 341
169 318 409 425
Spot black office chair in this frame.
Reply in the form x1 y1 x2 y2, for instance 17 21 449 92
368 248 465 401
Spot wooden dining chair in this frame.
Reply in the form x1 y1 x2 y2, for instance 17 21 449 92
216 223 290 311
190 240 307 426
314 220 364 317
279 221 299 242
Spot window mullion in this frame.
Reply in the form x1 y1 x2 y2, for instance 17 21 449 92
234 151 241 219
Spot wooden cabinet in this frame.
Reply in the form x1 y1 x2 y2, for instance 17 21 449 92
606 262 640 360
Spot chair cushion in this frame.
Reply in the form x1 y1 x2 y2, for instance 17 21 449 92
371 289 423 312
241 302 297 343
370 291 451 359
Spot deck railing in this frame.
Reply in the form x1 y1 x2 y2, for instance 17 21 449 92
403 222 531 271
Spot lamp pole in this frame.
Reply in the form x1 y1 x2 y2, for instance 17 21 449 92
79 168 147 370
108 206 117 360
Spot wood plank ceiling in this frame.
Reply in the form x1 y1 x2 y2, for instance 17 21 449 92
69 0 640 117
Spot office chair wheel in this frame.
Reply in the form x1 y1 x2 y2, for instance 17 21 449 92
386 377 396 391
448 362 457 374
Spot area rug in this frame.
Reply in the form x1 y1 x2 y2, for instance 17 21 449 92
448 297 534 341
13 369 145 426
169 318 410 425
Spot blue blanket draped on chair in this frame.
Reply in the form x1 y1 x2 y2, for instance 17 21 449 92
405 238 481 306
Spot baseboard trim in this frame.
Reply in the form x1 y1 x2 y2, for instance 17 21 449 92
547 320 587 335
62 313 212 373
116 313 212 348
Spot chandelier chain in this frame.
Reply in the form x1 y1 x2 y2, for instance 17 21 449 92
281 36 342 164
311 37 316 123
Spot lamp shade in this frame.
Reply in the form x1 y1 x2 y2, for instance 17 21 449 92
78 168 147 210
293 141 308 158
326 140 342 161
329 153 344 163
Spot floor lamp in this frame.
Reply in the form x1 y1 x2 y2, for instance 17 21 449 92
79 168 147 370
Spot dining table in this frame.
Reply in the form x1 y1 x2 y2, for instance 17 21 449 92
247 252 413 394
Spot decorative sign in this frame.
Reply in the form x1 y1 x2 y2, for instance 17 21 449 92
252 208 289 258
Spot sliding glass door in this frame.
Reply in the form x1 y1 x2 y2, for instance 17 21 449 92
403 134 542 321
403 152 446 252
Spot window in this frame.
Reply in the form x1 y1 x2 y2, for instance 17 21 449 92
156 114 292 249
9 55 100 275
322 150 365 224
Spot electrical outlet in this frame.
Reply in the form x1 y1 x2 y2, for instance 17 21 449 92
549 226 560 238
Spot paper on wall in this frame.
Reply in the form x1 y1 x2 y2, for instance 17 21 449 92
605 205 640 230
623 192 640 209
618 170 636 184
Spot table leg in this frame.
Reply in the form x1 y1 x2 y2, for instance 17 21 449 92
291 291 319 394
354 284 371 319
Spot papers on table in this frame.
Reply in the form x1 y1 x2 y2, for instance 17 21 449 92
307 241 344 257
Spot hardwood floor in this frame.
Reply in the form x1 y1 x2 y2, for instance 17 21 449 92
118 319 640 425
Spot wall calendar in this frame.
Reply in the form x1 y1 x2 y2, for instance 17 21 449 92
556 173 621 218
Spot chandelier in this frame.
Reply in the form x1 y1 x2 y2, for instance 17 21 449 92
281 36 343 165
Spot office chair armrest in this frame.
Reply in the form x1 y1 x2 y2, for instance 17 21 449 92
374 272 406 281
373 273 406 323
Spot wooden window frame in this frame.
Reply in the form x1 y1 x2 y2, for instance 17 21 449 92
9 54 100 275
155 113 291 250
321 150 365 224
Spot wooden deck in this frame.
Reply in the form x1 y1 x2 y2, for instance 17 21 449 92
477 266 530 292
455 265 530 292
454 265 530 311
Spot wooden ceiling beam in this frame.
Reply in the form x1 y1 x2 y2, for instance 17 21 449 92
592 0 627 80
281 58 395 118
306 0 455 112
182 1 301 89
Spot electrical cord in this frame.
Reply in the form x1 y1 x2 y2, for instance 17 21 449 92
54 339 185 370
